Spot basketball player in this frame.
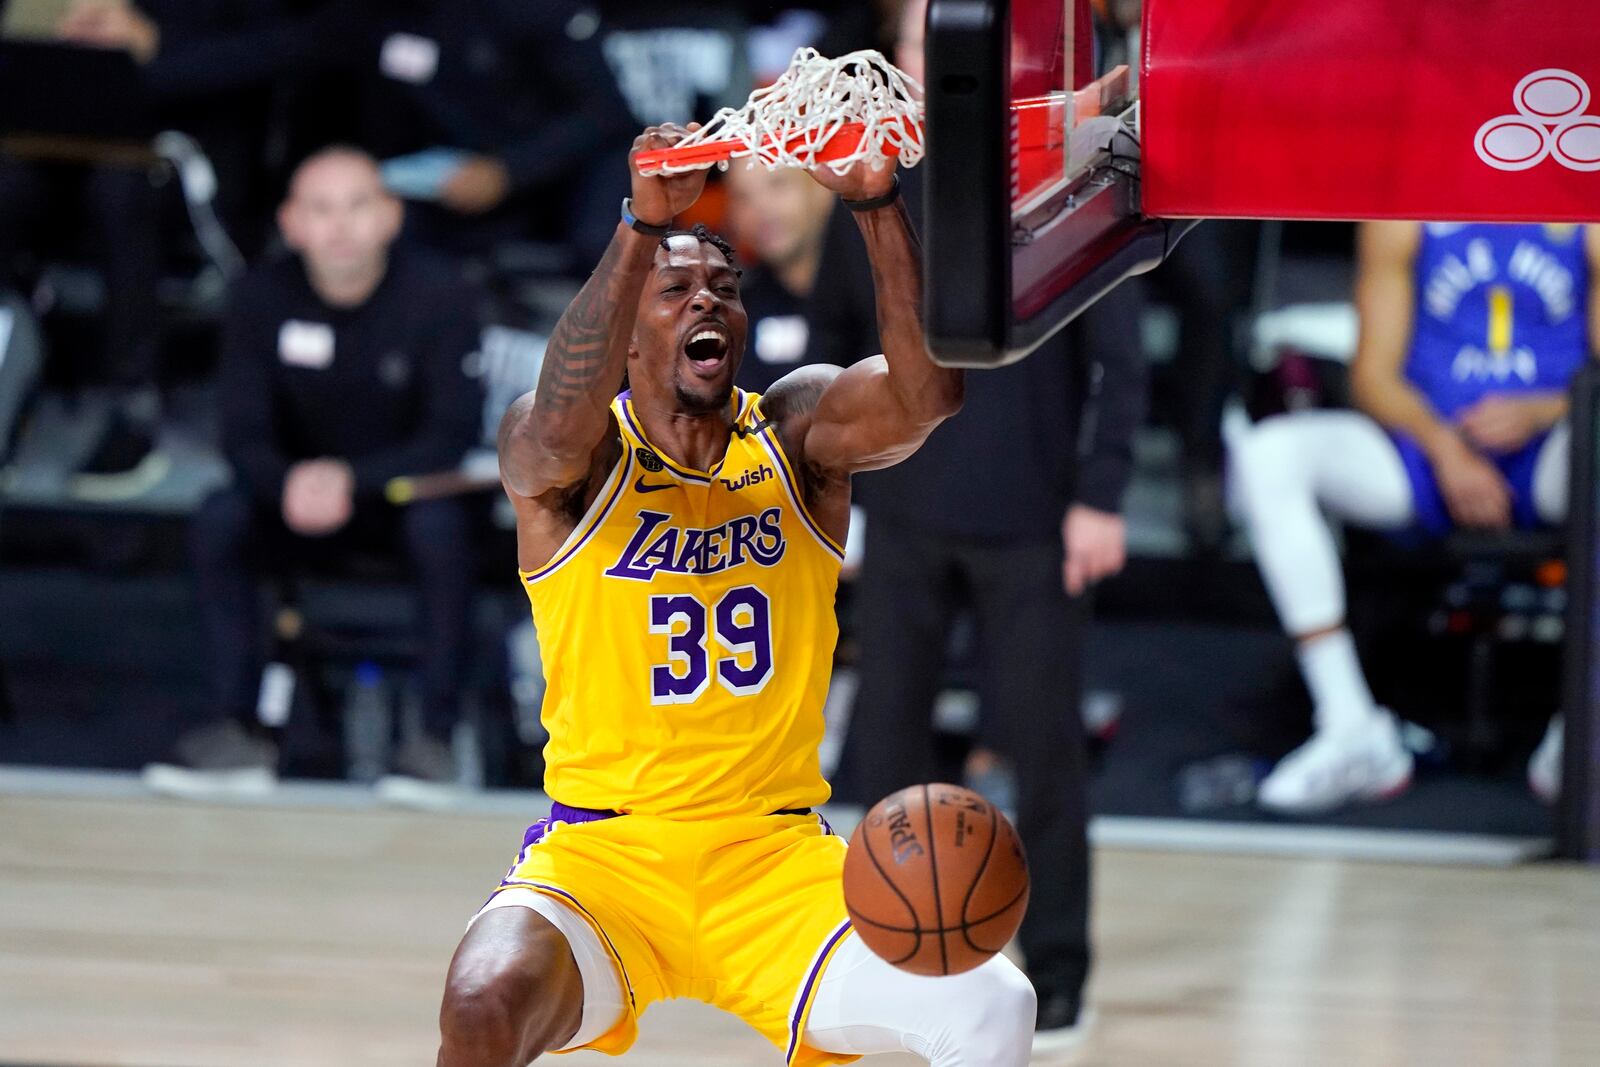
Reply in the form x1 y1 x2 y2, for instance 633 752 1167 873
436 127 1038 1066
1232 222 1598 813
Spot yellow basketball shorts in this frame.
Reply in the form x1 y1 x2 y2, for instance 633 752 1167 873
488 804 858 1066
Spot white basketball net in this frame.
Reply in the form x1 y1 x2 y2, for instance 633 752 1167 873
657 47 926 175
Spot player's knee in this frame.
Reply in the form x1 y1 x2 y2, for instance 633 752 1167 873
1232 416 1316 523
1234 417 1301 489
439 947 574 1067
942 959 1036 1066
438 964 526 1067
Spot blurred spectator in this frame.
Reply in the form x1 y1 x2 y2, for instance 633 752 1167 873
1092 0 1258 552
144 148 482 801
821 0 1145 1048
721 161 837 394
1231 222 1599 813
55 0 321 247
1149 221 1260 551
0 0 308 497
0 157 164 496
597 1 751 125
354 0 637 269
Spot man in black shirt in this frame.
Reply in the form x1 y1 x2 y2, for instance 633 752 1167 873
1 0 292 496
145 147 483 801
357 0 637 267
816 173 1143 1046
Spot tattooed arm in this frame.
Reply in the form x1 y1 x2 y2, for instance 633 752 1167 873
498 125 708 500
786 160 963 476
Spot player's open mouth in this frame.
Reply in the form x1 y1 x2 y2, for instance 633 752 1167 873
683 325 730 372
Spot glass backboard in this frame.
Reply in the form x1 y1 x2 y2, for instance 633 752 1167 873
923 0 1189 367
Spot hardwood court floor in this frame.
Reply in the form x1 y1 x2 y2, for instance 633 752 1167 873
3 792 1600 1067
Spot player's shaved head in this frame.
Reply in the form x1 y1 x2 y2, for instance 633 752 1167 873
279 145 402 300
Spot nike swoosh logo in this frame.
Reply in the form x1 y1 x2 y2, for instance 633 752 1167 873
635 477 674 493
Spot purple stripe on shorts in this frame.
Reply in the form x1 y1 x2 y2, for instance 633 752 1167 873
550 802 626 825
497 805 623 889
785 919 853 1063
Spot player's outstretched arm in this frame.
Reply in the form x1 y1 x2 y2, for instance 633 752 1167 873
785 161 963 475
499 126 708 499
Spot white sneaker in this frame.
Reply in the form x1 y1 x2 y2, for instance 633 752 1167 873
142 763 276 800
1257 713 1413 814
1528 716 1563 804
375 734 465 811
374 774 465 811
142 719 278 801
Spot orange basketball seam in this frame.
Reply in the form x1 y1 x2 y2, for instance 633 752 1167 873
845 875 1028 938
959 801 999 930
960 881 1031 955
850 914 1002 936
966 881 1029 928
960 803 1013 955
921 784 949 976
851 823 924 966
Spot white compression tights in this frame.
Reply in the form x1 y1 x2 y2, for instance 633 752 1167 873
475 891 1037 1066
803 936 1037 1067
1231 410 1569 636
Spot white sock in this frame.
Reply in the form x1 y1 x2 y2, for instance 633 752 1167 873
1295 629 1378 733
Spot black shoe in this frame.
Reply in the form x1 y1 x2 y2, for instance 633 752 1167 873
70 411 169 501
1033 990 1093 1055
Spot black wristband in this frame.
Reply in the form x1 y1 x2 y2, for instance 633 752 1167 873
621 197 672 237
843 174 901 212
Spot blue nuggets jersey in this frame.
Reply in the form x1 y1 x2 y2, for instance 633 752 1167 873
1409 223 1590 418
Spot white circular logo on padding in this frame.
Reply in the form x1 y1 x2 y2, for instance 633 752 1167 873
1515 69 1590 120
1476 117 1551 170
1477 68 1598 172
1553 118 1600 171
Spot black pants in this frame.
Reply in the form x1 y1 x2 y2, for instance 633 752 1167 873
838 518 1091 1002
189 486 476 741
0 157 161 388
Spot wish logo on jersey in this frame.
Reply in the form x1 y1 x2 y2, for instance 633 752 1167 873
1419 231 1580 387
721 465 774 492
605 508 787 581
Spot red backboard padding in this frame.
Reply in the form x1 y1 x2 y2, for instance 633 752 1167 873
1141 1 1600 222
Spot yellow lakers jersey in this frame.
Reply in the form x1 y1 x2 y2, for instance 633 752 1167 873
521 388 844 819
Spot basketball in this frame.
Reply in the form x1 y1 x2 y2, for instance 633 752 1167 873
843 783 1030 976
